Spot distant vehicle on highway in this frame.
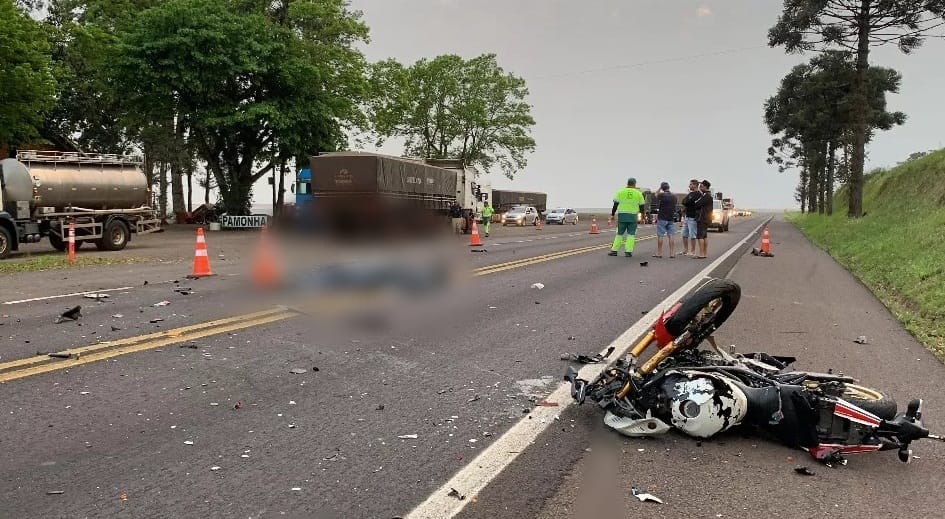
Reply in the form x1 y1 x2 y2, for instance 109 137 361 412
708 199 731 232
545 208 579 225
502 206 540 226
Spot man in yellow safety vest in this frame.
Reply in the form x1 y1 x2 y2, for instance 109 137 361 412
481 202 494 237
608 177 646 257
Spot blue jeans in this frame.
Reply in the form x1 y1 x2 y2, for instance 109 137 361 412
682 217 697 238
656 219 676 237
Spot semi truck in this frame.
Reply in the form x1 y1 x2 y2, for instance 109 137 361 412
0 150 162 259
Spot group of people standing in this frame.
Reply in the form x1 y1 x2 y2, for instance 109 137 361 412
448 200 495 237
609 177 715 259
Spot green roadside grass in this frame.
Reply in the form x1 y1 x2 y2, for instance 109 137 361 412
0 255 147 274
787 149 945 362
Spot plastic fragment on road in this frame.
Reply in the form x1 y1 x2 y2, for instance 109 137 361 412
289 368 307 374
210 466 221 471
795 466 816 476
630 486 663 504
84 294 109 300
398 434 418 439
153 301 171 307
447 488 466 500
184 440 194 445
531 283 545 290
55 306 82 324
46 490 65 495
559 346 616 364
854 336 868 344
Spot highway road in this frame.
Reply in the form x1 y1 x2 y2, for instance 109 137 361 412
2 216 943 519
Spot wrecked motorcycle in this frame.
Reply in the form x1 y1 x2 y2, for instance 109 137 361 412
565 278 945 466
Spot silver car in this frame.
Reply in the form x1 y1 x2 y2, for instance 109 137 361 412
502 206 540 226
545 208 579 225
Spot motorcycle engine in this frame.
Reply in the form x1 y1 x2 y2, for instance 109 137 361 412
655 371 749 439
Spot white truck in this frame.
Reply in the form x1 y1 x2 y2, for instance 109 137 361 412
0 150 162 259
422 158 492 222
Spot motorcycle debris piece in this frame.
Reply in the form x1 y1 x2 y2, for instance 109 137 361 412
531 283 545 290
446 488 466 501
398 434 418 439
854 336 868 344
55 306 82 324
289 368 307 374
83 293 109 300
630 486 663 504
794 466 816 476
604 410 672 437
559 345 616 364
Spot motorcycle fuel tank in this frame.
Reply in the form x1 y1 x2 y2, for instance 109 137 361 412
665 372 748 438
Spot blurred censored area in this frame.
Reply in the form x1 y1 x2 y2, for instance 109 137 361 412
246 228 477 337
298 194 457 242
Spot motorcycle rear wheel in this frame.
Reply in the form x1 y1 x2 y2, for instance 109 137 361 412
663 278 741 340
841 383 898 420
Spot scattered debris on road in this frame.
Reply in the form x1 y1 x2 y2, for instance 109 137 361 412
639 261 648 267
83 293 109 300
55 306 82 324
149 318 163 324
854 336 868 344
234 401 243 409
536 401 559 407
795 466 816 476
560 345 615 364
46 490 65 495
153 300 171 307
398 434 418 439
376 404 385 410
184 441 194 445
210 466 221 471
630 486 663 504
447 488 466 500
531 283 545 290
289 368 307 374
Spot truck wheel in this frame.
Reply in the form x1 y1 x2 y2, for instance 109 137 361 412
102 220 130 251
0 227 12 259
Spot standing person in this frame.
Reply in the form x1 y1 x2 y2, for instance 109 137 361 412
680 179 701 256
481 202 494 237
654 182 677 258
693 180 714 259
607 177 646 257
448 200 463 235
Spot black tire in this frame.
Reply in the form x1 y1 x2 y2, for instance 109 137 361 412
842 384 898 420
102 220 130 251
0 226 12 259
663 278 741 338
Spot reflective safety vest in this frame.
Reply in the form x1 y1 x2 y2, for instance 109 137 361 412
614 187 645 215
482 205 494 218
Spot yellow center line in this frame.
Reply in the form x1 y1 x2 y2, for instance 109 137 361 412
0 234 656 382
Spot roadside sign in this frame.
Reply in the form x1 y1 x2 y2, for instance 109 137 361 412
221 214 270 229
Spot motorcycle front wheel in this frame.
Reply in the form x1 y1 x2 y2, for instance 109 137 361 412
663 278 741 341
840 383 898 420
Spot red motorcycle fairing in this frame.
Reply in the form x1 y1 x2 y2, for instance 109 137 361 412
653 302 682 348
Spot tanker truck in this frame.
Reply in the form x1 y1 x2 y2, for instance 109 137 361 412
0 150 161 259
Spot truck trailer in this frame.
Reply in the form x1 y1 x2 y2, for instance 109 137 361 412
305 152 468 238
0 150 161 259
491 189 547 213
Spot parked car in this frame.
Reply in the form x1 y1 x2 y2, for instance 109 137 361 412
708 199 731 232
545 208 579 225
502 206 541 226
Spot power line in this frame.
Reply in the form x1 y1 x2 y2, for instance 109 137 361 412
528 45 771 80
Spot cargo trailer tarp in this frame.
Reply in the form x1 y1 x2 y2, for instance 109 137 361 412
310 153 457 198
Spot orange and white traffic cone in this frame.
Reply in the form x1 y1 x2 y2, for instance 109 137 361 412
760 226 773 256
469 219 483 246
589 217 600 234
191 227 214 277
752 226 774 257
252 225 280 289
67 221 76 265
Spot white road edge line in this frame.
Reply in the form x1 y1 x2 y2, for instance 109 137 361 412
3 286 137 305
405 217 771 519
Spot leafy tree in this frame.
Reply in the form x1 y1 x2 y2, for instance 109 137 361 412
764 51 904 214
0 0 57 154
368 53 536 180
768 0 945 217
115 0 368 215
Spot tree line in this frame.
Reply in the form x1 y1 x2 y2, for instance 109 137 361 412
1 0 536 217
765 1 945 217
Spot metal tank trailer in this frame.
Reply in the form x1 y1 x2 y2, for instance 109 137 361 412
0 150 162 259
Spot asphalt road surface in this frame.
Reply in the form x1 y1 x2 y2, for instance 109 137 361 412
2 215 941 519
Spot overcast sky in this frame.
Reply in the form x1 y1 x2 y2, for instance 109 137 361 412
256 0 945 211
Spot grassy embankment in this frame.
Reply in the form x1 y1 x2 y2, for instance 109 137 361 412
0 255 145 274
788 149 945 362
